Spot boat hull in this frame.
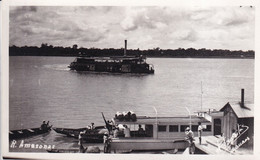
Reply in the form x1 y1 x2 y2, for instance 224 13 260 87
53 126 107 143
47 148 80 153
9 127 52 140
69 62 154 74
110 138 189 152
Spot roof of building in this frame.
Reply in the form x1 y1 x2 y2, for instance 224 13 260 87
220 102 254 118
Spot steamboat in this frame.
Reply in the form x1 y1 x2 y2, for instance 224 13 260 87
68 40 154 74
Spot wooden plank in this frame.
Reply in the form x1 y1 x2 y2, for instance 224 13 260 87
194 136 230 155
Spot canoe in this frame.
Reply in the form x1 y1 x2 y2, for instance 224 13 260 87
9 126 52 140
52 126 108 143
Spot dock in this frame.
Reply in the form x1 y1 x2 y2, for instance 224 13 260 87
186 136 253 155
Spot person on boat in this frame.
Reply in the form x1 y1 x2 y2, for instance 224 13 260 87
78 131 85 153
41 121 47 130
103 132 111 153
118 124 125 131
138 124 144 135
90 122 95 130
103 132 108 143
104 120 113 134
124 125 131 138
229 129 238 150
113 126 119 138
185 127 195 154
197 122 203 145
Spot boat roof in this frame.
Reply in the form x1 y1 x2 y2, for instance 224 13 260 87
76 56 144 61
113 115 210 125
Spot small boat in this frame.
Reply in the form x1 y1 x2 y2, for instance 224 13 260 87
68 40 155 74
9 126 52 140
53 126 108 143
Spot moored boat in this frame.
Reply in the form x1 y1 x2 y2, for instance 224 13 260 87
104 110 223 153
9 126 52 140
52 126 108 143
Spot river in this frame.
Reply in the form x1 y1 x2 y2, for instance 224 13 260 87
8 56 254 152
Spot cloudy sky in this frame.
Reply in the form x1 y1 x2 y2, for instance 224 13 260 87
10 6 255 51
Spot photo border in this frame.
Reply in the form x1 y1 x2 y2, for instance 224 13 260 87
1 0 260 159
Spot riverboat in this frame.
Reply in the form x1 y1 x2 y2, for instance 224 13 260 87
68 40 154 74
9 126 52 140
104 110 223 153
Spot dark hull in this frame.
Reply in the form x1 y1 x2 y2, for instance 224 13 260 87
53 126 106 143
9 127 52 140
47 148 80 153
69 61 154 74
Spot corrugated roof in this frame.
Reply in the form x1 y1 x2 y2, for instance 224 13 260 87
220 103 254 118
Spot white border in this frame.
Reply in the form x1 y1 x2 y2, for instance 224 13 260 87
1 0 259 159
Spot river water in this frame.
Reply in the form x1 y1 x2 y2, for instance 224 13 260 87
8 56 254 152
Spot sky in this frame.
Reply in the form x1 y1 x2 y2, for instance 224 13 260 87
9 6 255 51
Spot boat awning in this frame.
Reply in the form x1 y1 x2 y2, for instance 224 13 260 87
113 116 210 125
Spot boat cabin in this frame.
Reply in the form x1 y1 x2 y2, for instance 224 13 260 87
107 111 223 152
112 112 223 140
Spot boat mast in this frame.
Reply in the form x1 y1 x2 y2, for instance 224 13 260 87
153 107 158 139
185 107 191 128
124 40 127 57
201 81 203 111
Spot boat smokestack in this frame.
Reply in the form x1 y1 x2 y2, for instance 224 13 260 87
124 40 127 56
241 88 244 107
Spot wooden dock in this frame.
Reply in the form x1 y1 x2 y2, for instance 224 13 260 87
190 136 253 155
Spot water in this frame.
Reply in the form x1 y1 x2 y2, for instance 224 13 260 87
9 56 254 152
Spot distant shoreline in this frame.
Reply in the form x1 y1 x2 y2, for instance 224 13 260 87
9 55 254 59
9 45 255 59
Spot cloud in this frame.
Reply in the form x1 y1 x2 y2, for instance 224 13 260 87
120 7 170 32
10 6 110 47
9 6 255 50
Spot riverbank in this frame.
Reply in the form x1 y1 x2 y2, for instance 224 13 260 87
9 45 254 59
8 55 254 59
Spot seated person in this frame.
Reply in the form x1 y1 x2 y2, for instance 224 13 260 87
90 122 95 130
113 127 119 138
41 121 47 130
138 124 144 135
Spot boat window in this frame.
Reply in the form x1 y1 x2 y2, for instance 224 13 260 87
129 124 153 137
180 125 190 132
204 125 212 132
158 125 167 132
192 125 198 132
145 125 153 137
169 125 179 132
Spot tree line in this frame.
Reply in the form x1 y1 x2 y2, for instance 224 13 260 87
9 44 255 58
